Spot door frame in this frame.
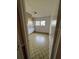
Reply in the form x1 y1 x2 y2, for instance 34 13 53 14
51 0 61 59
17 0 30 59
17 0 61 59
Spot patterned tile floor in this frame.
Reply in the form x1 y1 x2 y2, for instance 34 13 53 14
28 33 49 59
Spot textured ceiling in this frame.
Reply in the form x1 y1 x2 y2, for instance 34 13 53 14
25 0 59 17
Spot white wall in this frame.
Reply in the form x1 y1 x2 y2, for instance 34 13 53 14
25 12 35 34
33 16 50 33
27 18 34 34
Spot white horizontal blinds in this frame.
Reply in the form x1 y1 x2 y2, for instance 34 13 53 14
35 20 46 26
35 21 40 26
41 20 46 26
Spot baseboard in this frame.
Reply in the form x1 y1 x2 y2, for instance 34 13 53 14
33 31 49 35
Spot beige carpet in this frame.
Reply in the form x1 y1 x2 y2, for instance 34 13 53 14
28 33 49 59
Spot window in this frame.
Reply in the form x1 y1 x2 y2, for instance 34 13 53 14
41 21 45 26
35 21 40 26
35 20 46 26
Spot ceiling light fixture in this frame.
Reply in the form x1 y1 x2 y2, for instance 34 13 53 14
34 11 37 14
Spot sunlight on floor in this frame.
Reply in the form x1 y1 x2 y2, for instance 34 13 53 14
36 36 45 44
28 33 49 59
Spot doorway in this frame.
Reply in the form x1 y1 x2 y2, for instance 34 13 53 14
17 0 60 59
